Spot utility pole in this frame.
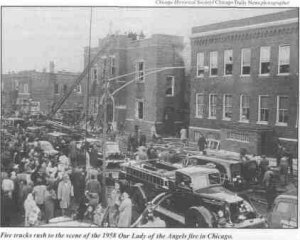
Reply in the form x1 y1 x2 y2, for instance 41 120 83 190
101 75 109 207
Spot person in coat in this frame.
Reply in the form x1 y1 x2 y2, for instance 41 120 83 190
108 181 121 227
197 134 207 155
24 193 40 226
44 185 56 223
259 155 269 183
85 174 101 208
70 167 86 204
17 180 31 214
32 177 47 219
117 191 132 227
57 174 74 216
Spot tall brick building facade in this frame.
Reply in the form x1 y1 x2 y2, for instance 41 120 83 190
189 9 298 156
84 34 186 136
2 65 83 115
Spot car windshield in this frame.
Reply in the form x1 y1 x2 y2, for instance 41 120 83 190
230 163 241 177
208 173 221 184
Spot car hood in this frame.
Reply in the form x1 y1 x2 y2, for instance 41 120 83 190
195 185 243 203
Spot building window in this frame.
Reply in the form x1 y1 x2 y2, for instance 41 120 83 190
224 50 233 75
93 98 98 114
296 103 298 128
223 94 233 120
278 45 290 74
136 61 145 81
276 96 288 126
110 56 116 75
240 95 250 122
135 99 144 119
227 131 250 143
31 101 40 112
258 95 269 123
260 46 271 75
241 48 251 75
102 58 107 78
196 93 205 118
73 84 81 94
209 94 217 119
15 80 19 90
197 52 205 77
93 68 98 81
210 51 218 76
23 84 28 93
63 84 67 94
166 76 175 96
54 83 59 94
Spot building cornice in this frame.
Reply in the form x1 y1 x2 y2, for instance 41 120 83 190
191 18 298 39
192 24 298 46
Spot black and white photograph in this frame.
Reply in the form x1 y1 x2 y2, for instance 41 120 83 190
1 5 298 230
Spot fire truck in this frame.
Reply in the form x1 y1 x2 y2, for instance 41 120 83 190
120 160 267 228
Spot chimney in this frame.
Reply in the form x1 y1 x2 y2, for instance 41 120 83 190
49 61 55 73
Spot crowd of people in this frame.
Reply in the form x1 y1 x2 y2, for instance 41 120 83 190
0 117 296 227
0 121 134 227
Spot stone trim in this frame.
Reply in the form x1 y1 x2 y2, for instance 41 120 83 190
192 25 298 46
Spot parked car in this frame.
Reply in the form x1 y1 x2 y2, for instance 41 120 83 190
268 188 297 228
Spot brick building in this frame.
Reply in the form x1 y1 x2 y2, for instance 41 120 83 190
84 34 187 136
189 9 298 156
2 64 83 116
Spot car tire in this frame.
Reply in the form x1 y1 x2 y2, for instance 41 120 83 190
185 207 211 228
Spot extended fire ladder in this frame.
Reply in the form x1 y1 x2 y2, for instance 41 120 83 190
48 40 112 118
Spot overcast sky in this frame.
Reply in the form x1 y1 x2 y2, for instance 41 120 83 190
2 7 288 73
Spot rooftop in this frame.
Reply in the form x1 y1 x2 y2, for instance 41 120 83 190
192 9 298 36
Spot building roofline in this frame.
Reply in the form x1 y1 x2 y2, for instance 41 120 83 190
191 9 298 38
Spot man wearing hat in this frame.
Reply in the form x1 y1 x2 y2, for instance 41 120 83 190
57 174 74 216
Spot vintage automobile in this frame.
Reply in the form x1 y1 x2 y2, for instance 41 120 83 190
2 117 26 130
130 166 266 228
76 138 127 180
28 140 59 156
268 188 297 228
180 154 258 191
